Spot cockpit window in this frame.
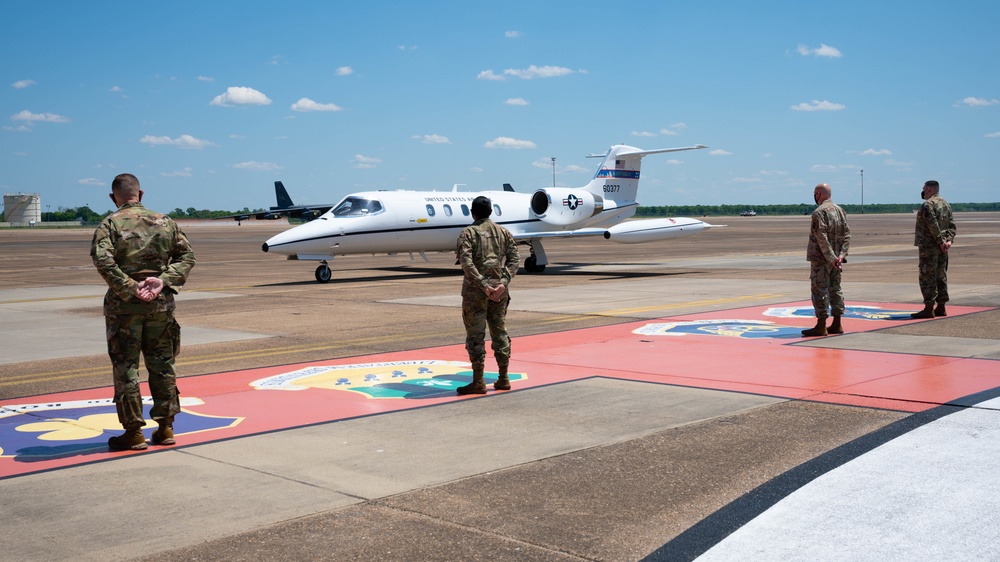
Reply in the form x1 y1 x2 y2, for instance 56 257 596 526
332 197 384 217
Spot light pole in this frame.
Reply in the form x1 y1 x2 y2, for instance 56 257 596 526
860 169 864 214
551 157 556 187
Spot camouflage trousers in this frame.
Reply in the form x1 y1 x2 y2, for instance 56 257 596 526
917 246 949 305
462 286 511 371
809 260 844 319
105 311 181 430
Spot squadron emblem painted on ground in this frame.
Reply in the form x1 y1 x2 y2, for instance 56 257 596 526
250 360 527 399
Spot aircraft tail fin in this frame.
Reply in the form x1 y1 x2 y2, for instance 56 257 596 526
274 181 294 209
583 144 708 204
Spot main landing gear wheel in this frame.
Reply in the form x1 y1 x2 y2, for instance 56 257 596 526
315 262 332 283
524 255 546 273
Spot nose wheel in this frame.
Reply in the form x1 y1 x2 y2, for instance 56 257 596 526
315 261 332 283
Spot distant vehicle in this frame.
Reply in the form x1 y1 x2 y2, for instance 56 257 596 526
262 143 723 283
740 210 757 217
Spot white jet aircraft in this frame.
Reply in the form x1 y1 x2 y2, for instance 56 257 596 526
262 143 719 283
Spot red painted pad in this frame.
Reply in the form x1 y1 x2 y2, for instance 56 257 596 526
2 301 996 479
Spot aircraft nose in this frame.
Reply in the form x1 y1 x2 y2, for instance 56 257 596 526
261 243 269 253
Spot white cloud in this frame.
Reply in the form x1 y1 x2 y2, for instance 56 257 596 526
659 128 680 136
398 45 418 51
353 154 382 169
861 148 892 156
197 75 214 82
110 86 122 92
336 66 354 76
12 79 36 89
797 43 843 58
210 86 272 107
631 130 657 137
760 170 789 176
962 96 999 107
3 125 32 132
139 134 217 149
411 134 451 144
709 149 732 156
233 161 282 172
291 97 343 112
470 166 484 173
791 100 846 111
478 65 577 81
505 98 529 106
564 164 588 173
161 167 194 177
11 110 70 123
985 131 1000 138
883 159 913 167
665 159 683 165
477 70 504 81
484 137 537 149
78 178 104 186
505 31 521 38
810 164 839 172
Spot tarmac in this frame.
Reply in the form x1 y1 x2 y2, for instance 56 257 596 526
1 213 999 561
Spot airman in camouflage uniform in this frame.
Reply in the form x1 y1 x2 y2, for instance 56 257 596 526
911 180 956 319
803 183 851 337
456 196 519 395
91 173 196 450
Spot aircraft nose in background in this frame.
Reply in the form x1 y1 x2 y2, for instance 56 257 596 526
261 242 269 253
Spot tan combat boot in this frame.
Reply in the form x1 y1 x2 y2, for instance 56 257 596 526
828 316 844 334
494 365 511 391
151 423 175 446
457 369 487 395
108 427 147 451
801 318 828 337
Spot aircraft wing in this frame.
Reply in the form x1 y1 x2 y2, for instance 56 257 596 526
510 228 607 240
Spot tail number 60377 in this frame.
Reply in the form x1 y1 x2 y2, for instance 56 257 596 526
603 184 621 193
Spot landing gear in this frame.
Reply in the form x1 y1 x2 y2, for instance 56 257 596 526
524 255 546 273
315 261 332 283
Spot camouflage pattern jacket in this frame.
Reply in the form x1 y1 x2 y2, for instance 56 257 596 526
914 195 956 249
457 218 519 292
90 202 196 314
806 200 851 264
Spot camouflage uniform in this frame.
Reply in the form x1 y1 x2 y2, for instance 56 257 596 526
91 203 196 431
914 194 956 306
457 218 519 372
806 200 851 318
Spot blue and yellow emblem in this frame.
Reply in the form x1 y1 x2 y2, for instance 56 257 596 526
764 305 915 320
250 360 526 399
633 319 803 339
0 397 242 461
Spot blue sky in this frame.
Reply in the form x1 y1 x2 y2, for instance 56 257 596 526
2 1 998 215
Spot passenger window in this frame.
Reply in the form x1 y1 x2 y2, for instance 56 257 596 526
493 204 502 217
426 204 436 217
443 204 453 217
461 204 469 216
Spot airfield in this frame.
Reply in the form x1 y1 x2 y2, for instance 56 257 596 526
1 212 999 561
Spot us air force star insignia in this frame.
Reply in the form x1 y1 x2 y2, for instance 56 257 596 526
249 360 527 399
633 319 803 339
563 194 579 210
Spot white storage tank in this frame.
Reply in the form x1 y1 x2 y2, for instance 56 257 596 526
3 193 42 226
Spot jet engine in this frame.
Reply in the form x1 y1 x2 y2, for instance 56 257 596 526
603 217 710 243
530 188 604 226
